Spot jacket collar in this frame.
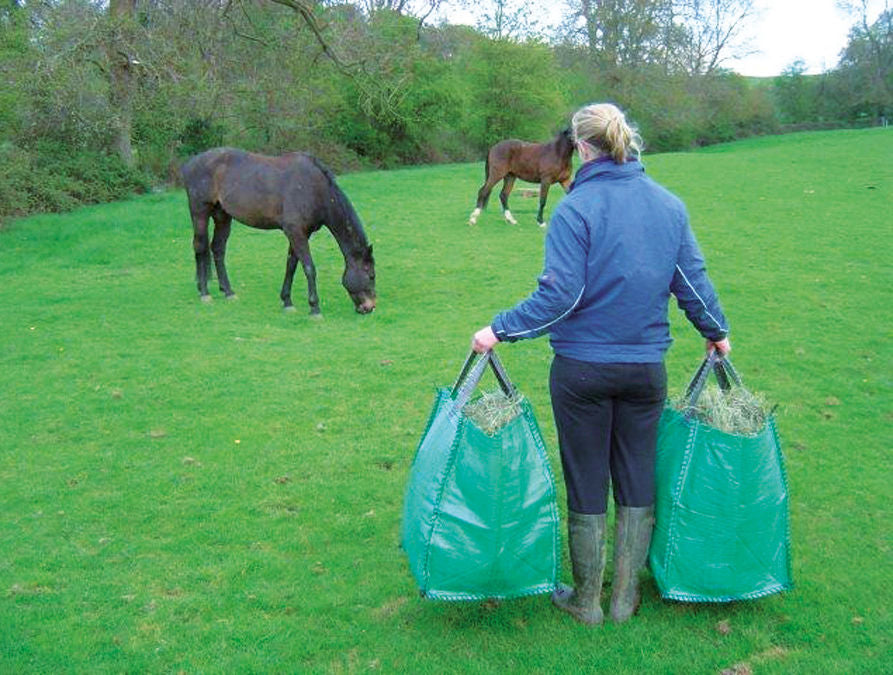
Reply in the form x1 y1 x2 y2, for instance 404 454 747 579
569 156 644 192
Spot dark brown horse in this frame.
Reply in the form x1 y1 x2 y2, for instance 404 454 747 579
468 128 574 227
181 148 375 315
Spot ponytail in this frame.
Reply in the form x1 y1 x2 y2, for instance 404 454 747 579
571 103 643 163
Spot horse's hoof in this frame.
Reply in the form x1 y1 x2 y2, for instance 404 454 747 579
538 222 547 229
225 293 238 301
200 295 213 303
504 211 518 225
283 305 297 313
309 312 323 320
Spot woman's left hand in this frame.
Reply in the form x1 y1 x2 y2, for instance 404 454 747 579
472 326 499 353
706 337 731 355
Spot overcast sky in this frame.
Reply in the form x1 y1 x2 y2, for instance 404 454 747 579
437 0 888 77
728 0 888 76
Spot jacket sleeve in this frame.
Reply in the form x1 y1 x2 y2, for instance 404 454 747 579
670 217 729 341
491 206 587 342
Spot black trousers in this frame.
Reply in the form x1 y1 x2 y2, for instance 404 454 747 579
549 355 667 515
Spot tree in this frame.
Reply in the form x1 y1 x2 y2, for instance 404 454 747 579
673 0 757 74
562 0 674 69
354 0 444 23
772 60 818 124
834 3 892 118
460 0 544 39
106 0 139 166
0 0 30 141
464 36 567 147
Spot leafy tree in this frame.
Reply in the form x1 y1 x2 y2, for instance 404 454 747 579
563 0 674 72
0 0 30 141
772 60 818 124
463 35 569 149
834 6 892 118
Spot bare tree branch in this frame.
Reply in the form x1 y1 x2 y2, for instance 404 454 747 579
266 0 361 74
222 0 271 45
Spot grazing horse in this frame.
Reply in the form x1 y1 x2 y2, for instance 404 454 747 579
181 148 375 315
468 128 574 227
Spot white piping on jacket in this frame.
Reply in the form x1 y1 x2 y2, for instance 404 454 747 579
674 264 727 334
504 285 586 338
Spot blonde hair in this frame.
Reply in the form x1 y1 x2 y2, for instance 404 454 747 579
571 103 643 163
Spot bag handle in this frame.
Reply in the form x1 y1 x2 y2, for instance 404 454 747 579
683 352 743 416
450 350 517 412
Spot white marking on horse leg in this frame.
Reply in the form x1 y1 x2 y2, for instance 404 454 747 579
200 294 213 303
468 207 481 226
504 210 518 225
539 221 547 229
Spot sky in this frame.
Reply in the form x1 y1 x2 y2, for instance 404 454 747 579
727 0 888 76
437 0 888 77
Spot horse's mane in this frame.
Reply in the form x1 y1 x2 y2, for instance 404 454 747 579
304 154 370 254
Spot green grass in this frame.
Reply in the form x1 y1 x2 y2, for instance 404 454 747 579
1 128 890 673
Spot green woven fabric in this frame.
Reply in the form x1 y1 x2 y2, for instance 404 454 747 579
649 404 794 602
401 356 560 601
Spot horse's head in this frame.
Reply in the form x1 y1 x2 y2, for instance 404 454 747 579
343 244 376 314
557 127 575 157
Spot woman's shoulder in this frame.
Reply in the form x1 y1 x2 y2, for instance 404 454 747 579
642 174 687 211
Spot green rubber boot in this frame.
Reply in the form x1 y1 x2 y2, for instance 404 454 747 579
551 511 607 625
609 505 654 623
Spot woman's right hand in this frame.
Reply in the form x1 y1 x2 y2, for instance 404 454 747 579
472 326 499 354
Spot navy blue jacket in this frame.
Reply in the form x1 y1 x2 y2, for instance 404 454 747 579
491 157 728 363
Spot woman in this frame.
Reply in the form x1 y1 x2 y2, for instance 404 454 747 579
472 103 730 625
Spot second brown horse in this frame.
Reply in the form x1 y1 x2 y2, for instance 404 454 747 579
468 129 574 228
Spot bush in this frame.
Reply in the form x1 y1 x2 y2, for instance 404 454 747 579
0 143 151 225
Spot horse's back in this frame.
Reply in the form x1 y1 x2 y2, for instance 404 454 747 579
491 139 550 182
183 147 333 229
181 147 253 207
488 139 529 161
181 147 241 182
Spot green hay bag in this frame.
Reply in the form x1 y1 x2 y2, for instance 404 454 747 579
649 354 794 602
401 351 560 601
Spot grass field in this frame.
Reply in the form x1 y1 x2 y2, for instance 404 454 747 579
1 129 890 673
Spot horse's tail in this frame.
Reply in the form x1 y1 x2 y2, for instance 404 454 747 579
306 155 370 251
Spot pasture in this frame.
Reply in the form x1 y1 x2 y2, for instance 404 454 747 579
1 129 890 673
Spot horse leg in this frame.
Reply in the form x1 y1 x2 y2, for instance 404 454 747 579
279 245 298 312
280 245 300 312
191 207 213 302
470 178 497 226
281 233 320 315
500 175 518 225
536 181 551 227
211 209 236 299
